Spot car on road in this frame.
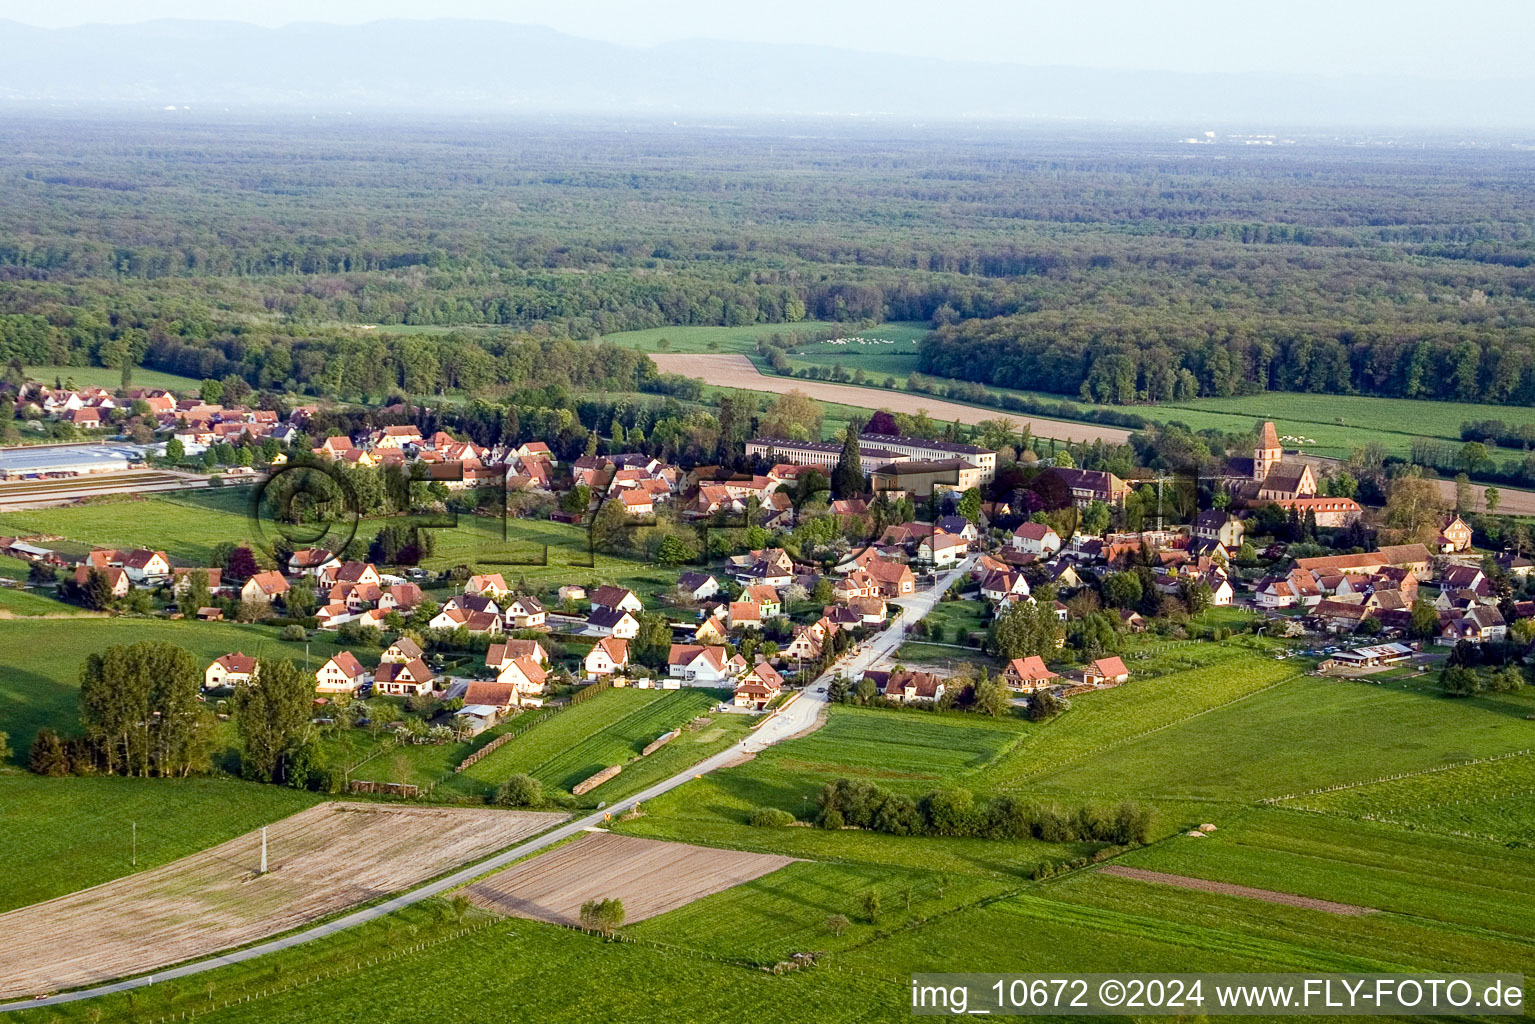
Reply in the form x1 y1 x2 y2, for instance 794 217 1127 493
815 685 826 693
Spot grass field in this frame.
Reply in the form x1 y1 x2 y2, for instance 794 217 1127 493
452 688 735 803
24 364 203 393
0 616 350 760
1282 749 1535 844
0 774 319 912
1035 675 1535 802
0 488 260 567
602 320 849 353
971 653 1301 792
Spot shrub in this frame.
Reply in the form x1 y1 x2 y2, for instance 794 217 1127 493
749 807 795 827
280 624 307 642
495 773 544 807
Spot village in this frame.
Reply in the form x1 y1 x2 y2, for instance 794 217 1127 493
4 372 1532 749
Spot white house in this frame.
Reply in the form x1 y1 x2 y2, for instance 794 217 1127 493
588 606 640 639
1010 523 1062 557
205 652 258 689
315 651 370 694
667 644 744 685
583 637 630 679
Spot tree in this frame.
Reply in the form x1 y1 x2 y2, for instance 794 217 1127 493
759 390 823 440
560 483 591 515
1102 571 1142 609
860 889 882 924
589 499 630 554
233 659 314 783
78 641 214 777
496 773 544 807
972 671 1010 717
199 378 224 404
225 546 259 581
630 611 674 669
832 421 864 498
1384 476 1447 545
1439 664 1479 697
956 487 982 524
825 914 851 936
1455 473 1473 515
989 596 1064 659
28 727 70 776
164 437 185 463
76 567 115 610
579 897 626 936
1025 690 1064 721
1486 486 1501 515
285 577 317 618
177 568 212 618
1409 599 1440 641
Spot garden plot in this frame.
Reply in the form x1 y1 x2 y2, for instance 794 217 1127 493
464 831 797 926
0 802 562 998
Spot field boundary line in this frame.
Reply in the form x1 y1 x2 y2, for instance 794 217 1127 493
1261 748 1535 804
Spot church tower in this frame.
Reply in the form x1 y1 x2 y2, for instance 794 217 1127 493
1253 421 1281 482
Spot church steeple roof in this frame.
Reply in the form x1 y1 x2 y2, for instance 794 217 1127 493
1259 421 1280 451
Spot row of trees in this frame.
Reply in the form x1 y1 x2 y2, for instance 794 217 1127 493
813 778 1155 845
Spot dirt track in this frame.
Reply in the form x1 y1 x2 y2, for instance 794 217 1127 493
652 354 1131 445
465 830 797 926
1100 865 1375 915
0 803 563 998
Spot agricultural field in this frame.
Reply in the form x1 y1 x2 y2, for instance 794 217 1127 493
0 775 319 912
0 616 351 759
971 652 1301 792
1282 750 1535 844
1036 674 1535 802
0 488 260 567
601 321 849 354
452 688 730 802
465 831 797 926
0 802 562 998
23 364 203 393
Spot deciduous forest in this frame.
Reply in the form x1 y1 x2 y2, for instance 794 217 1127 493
1 116 1532 405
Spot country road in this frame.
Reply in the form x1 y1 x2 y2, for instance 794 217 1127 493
0 554 976 1013
651 353 1131 445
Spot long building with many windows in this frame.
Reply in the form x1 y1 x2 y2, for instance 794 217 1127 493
745 438 910 475
857 433 996 484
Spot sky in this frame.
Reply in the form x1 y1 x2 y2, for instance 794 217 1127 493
3 0 1532 81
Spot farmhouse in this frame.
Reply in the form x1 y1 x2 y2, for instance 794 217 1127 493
205 652 258 689
72 564 130 598
676 572 720 601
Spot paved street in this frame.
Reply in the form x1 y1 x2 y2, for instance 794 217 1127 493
1 552 977 1012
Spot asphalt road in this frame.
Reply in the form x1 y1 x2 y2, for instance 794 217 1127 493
0 553 977 1012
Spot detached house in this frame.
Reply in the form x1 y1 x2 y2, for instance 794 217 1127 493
120 549 171 584
667 644 745 685
315 652 370 695
373 657 436 697
1083 657 1130 686
733 662 784 709
1011 523 1062 557
241 570 290 604
589 586 644 615
584 637 631 679
918 531 968 566
503 595 547 630
205 652 258 689
588 606 640 639
1002 656 1058 692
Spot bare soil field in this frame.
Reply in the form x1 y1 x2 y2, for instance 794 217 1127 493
653 354 1131 444
464 830 797 926
0 803 563 998
1099 865 1376 915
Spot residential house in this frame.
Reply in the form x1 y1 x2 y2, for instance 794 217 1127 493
872 669 945 703
287 548 338 576
694 616 729 644
588 606 640 639
1011 522 1062 557
503 595 547 630
205 652 258 689
1438 514 1473 553
741 584 782 618
466 573 510 598
1002 656 1058 692
1082 656 1130 686
733 662 784 710
73 564 130 598
1438 605 1507 645
120 549 171 584
1193 510 1245 548
589 586 644 615
727 601 763 631
373 657 437 696
981 570 1031 604
667 644 745 685
918 531 968 566
381 637 424 664
241 570 290 604
583 637 631 679
676 572 720 602
315 652 370 695
865 559 915 597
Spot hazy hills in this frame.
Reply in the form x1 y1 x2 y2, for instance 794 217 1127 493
1 18 1532 129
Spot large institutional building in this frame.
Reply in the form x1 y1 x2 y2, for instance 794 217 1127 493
746 434 997 484
1223 421 1316 503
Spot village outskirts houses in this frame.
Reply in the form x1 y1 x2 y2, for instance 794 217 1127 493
204 652 258 689
315 652 370 695
667 643 746 685
1010 522 1061 557
583 637 630 680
